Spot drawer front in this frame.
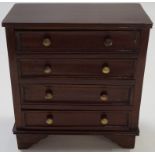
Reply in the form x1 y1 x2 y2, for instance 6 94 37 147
22 84 133 105
16 31 139 52
19 59 136 79
23 110 129 130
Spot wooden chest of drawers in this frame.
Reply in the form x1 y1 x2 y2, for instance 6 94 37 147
2 3 152 149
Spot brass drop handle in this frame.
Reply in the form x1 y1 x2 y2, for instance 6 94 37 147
102 66 110 74
100 118 108 125
100 93 108 102
45 91 53 100
44 65 52 74
46 118 54 125
104 37 112 47
42 38 51 47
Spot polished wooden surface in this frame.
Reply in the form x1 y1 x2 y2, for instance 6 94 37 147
22 84 132 104
19 58 136 79
16 31 139 51
3 3 152 149
24 110 129 129
2 3 152 27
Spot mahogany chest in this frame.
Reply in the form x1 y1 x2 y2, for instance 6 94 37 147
2 3 152 149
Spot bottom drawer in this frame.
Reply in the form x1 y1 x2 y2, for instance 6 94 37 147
23 111 130 131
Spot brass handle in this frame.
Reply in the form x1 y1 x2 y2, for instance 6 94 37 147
45 92 53 100
44 65 52 74
102 66 110 74
101 118 108 125
42 38 51 47
100 94 108 102
46 118 54 125
104 38 112 47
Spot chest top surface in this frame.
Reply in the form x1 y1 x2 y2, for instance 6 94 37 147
2 3 152 28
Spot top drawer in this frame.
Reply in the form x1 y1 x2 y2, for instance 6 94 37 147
16 31 140 52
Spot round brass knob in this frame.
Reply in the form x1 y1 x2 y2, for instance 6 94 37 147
45 92 53 100
100 94 108 102
42 38 51 47
46 118 53 125
101 118 108 125
104 38 112 47
44 65 52 74
102 66 110 74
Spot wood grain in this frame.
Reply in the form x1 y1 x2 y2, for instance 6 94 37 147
3 3 152 149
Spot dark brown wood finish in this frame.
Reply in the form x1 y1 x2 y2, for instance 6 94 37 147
2 3 152 149
16 31 140 52
5 27 23 128
105 134 136 148
131 29 151 129
16 134 47 149
2 3 152 27
19 58 136 79
22 84 133 105
23 110 129 130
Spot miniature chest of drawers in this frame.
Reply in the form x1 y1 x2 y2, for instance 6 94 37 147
2 3 152 149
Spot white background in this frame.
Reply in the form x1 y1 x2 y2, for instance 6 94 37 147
0 2 155 152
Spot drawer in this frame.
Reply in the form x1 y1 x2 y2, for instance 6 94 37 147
23 110 130 130
19 58 136 79
16 31 139 52
22 84 133 105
